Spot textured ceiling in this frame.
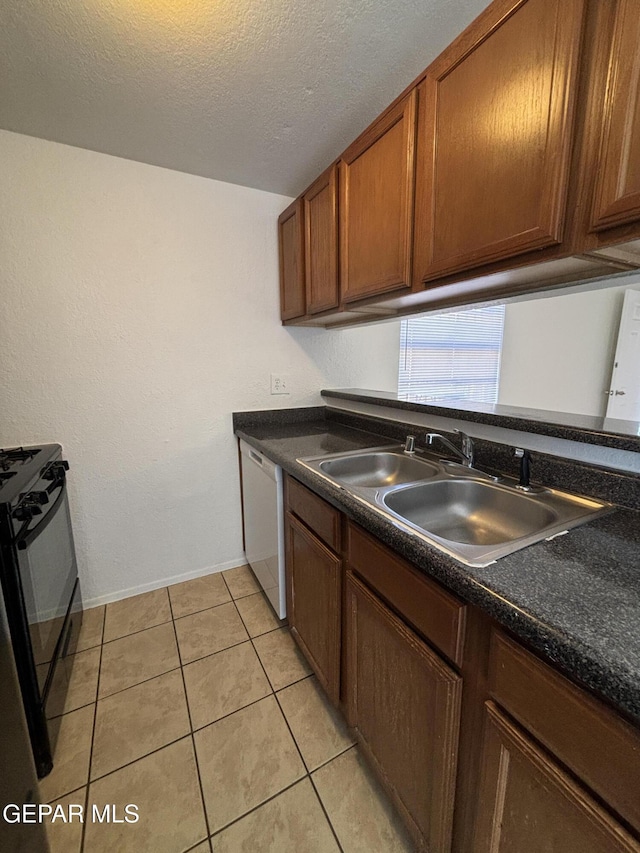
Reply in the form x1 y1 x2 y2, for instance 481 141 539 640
0 0 488 196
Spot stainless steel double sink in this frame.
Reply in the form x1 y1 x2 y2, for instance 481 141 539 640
297 446 612 567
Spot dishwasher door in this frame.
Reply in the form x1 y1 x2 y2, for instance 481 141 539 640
239 440 286 619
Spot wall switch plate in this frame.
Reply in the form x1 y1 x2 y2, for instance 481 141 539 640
270 373 290 395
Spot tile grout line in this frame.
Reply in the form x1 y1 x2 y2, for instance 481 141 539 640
308 771 347 853
221 589 341 847
174 666 315 738
86 732 194 787
207 775 311 842
94 571 259 646
168 589 214 847
79 605 106 853
271 680 346 853
93 631 285 708
244 625 346 847
101 615 173 646
236 573 348 852
245 613 313 694
96 663 183 703
68 585 283 782
304 741 358 776
271 683 312 775
72 574 347 850
231 598 287 641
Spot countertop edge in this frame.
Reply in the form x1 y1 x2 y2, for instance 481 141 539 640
321 389 640 452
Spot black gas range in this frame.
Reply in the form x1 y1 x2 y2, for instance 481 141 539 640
0 444 82 777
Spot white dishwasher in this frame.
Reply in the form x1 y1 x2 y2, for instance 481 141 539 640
239 440 286 619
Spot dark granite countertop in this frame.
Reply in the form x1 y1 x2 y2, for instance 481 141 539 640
234 414 640 724
322 388 640 452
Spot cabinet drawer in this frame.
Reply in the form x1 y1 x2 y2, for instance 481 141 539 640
285 476 341 552
489 630 640 832
346 522 466 667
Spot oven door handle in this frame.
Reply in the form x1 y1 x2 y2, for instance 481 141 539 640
16 480 66 551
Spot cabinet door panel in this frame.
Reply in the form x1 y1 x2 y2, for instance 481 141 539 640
286 513 341 703
346 572 461 852
475 702 639 853
414 0 585 283
489 631 640 834
278 199 305 320
590 0 640 231
304 165 339 313
340 91 416 301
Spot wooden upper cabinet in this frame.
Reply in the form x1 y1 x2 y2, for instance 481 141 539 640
414 0 586 285
340 90 417 302
589 0 640 233
304 164 339 313
278 199 305 320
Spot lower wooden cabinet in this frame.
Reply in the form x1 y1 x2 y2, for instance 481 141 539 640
345 571 462 852
280 475 640 851
474 702 639 852
285 511 341 704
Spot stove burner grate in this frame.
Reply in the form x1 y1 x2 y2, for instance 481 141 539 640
0 447 41 471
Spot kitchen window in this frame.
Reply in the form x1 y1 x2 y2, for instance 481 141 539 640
398 305 505 404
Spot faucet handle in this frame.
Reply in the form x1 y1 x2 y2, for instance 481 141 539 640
460 432 475 466
514 447 532 490
404 435 416 454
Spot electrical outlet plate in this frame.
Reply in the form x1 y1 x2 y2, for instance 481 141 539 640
270 373 290 395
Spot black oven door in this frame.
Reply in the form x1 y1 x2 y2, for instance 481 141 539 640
14 464 81 696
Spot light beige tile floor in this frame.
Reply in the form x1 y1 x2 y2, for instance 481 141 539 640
102 587 172 642
183 641 271 730
277 675 356 771
99 621 180 697
41 564 416 852
168 572 231 619
235 591 286 637
253 625 313 690
91 669 191 779
174 601 248 664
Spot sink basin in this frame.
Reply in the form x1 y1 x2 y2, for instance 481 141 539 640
318 452 439 489
298 445 612 566
381 477 611 565
383 479 558 546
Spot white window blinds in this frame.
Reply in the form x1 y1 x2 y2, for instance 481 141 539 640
398 305 505 404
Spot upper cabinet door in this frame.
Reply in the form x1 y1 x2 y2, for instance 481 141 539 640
414 0 586 285
304 164 339 313
278 199 305 321
589 0 640 232
340 90 417 302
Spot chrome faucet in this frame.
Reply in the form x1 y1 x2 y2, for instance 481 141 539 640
404 435 416 455
426 430 475 467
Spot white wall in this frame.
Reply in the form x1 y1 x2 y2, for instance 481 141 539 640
498 283 632 416
0 131 400 606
